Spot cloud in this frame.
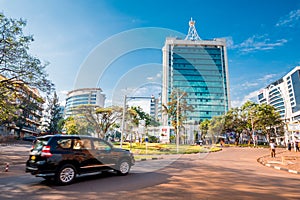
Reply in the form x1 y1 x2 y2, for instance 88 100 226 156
241 81 259 88
231 89 261 108
227 35 287 53
276 9 300 27
258 73 278 82
146 72 162 81
231 72 281 108
239 35 287 53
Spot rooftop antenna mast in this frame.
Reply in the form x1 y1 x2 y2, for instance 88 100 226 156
185 17 201 41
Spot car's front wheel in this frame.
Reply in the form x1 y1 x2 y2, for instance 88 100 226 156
117 159 130 176
55 164 76 185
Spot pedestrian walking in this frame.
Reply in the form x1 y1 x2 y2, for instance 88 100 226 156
270 140 276 158
287 141 292 151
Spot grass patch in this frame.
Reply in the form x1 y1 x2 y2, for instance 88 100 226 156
115 142 221 155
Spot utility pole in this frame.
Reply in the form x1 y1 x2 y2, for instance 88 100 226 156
120 95 127 148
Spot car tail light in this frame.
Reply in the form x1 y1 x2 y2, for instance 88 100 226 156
41 146 52 157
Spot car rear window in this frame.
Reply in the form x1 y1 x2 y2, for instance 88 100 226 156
32 138 50 151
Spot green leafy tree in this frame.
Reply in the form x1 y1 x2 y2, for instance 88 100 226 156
256 103 284 141
199 119 210 140
208 115 225 143
64 116 79 135
0 13 53 124
95 106 123 138
73 105 123 138
129 106 159 127
223 107 248 144
45 92 63 134
162 90 194 134
240 101 260 143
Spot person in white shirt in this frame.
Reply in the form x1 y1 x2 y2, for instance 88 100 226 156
270 140 276 158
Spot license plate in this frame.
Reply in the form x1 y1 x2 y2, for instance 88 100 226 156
31 155 36 160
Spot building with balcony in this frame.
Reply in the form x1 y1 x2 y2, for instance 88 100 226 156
258 66 300 123
0 75 44 137
65 88 106 117
161 18 230 125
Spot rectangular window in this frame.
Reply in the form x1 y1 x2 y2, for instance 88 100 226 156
57 139 72 149
73 139 92 150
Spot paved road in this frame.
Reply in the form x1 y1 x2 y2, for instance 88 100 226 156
0 147 299 200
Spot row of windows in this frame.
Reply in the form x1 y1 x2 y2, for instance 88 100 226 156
172 74 223 81
172 59 223 65
172 81 224 87
172 69 223 75
185 111 225 118
172 54 221 60
65 101 96 108
66 97 97 105
172 63 223 69
269 98 284 105
173 47 222 54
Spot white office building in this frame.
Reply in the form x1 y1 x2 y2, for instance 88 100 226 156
65 88 105 117
258 66 300 123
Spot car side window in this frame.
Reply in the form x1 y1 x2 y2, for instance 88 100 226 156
73 139 92 150
57 139 72 149
73 139 83 150
93 140 111 151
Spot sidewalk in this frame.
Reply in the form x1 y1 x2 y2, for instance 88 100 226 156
0 143 31 166
257 148 300 174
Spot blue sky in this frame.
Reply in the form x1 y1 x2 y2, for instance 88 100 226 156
1 0 300 109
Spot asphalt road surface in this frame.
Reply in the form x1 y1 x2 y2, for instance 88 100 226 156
1 147 300 200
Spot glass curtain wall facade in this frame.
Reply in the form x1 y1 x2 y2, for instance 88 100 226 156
162 37 230 125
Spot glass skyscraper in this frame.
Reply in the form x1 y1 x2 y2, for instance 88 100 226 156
162 19 230 125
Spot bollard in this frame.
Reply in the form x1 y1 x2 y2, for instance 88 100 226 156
5 163 9 172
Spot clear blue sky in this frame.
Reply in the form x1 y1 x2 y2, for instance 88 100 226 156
1 0 300 108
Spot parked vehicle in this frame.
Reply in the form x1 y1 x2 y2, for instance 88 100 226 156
26 135 135 185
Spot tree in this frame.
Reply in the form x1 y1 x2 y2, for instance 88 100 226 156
64 116 80 135
162 90 194 133
95 106 123 138
240 101 260 144
256 103 284 141
45 92 63 134
208 115 225 144
73 105 123 138
0 13 53 124
223 107 248 145
129 106 159 127
199 119 210 140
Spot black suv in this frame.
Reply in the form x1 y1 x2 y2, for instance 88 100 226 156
26 135 135 185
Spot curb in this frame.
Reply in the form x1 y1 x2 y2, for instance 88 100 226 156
257 154 300 175
264 163 300 174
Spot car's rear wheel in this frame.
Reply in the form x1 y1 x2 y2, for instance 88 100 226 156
117 159 130 176
55 164 76 185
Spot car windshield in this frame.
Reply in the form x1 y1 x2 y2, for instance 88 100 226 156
32 138 50 151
